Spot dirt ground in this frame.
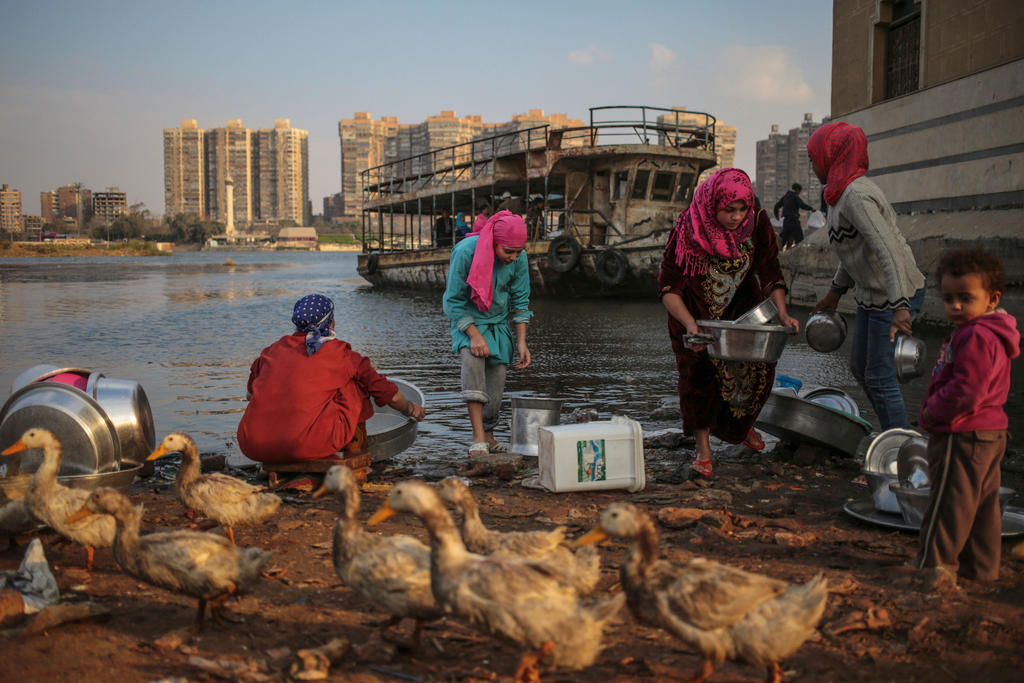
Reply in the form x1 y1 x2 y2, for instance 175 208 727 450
2 445 1023 683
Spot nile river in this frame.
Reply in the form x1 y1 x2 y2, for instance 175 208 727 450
1 251 1018 476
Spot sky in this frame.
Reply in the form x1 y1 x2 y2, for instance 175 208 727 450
0 0 833 219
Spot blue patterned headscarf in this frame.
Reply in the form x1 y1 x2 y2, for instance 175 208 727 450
292 294 337 356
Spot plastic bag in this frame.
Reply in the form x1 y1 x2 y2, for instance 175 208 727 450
807 210 826 229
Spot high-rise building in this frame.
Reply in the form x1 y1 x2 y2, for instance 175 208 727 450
337 109 584 216
40 190 58 222
755 114 825 208
163 118 309 227
92 187 128 224
0 184 23 234
57 185 91 224
656 107 737 182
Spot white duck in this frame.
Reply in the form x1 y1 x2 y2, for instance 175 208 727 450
369 480 624 677
148 432 281 544
2 428 118 570
312 465 441 643
576 503 828 683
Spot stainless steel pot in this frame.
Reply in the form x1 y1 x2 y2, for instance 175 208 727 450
10 364 92 393
510 397 564 457
894 334 927 383
0 463 141 498
696 320 795 362
891 483 1014 527
366 378 424 462
802 387 860 417
755 391 872 456
0 382 121 477
734 299 779 325
85 372 156 467
805 311 847 353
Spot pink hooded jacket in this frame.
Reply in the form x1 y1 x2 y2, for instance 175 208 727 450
919 311 1020 433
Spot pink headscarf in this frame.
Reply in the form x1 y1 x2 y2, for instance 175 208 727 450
807 122 869 206
466 210 527 311
470 213 489 234
672 168 756 275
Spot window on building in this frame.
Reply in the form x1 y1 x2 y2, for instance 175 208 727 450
651 172 675 201
632 169 651 200
884 0 921 99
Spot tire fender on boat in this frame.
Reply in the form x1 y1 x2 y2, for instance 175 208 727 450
546 236 581 273
365 252 379 275
594 248 630 286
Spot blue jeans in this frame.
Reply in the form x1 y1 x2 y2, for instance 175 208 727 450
850 287 926 430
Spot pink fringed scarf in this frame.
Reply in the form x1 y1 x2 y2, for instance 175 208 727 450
467 210 527 311
807 122 869 206
673 168 756 275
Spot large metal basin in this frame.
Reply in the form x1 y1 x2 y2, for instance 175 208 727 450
10 364 92 393
755 391 872 457
697 320 795 362
366 378 424 462
0 463 141 499
510 397 564 457
85 372 156 466
0 383 121 477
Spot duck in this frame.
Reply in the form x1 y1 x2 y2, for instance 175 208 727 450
368 480 625 676
436 476 600 594
147 433 281 544
68 486 272 629
312 465 441 643
2 428 118 570
575 503 828 683
0 479 37 547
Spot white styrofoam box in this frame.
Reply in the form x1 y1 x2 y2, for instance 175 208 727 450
537 415 645 493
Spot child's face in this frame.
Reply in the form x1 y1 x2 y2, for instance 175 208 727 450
494 244 523 265
940 273 1001 327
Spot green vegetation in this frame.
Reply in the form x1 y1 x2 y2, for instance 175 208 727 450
318 233 361 245
164 213 224 244
0 239 162 258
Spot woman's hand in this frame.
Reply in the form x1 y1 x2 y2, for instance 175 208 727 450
778 312 801 333
890 308 912 341
515 341 531 369
684 322 707 352
405 402 426 421
813 290 841 314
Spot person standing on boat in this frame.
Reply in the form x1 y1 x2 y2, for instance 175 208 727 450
773 183 815 249
658 168 799 479
807 122 926 431
434 208 454 248
471 201 493 234
443 210 532 461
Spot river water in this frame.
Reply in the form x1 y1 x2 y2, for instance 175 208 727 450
1 251 1020 477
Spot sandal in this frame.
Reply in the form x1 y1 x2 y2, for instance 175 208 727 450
742 429 766 452
468 442 490 458
486 441 509 453
690 458 713 478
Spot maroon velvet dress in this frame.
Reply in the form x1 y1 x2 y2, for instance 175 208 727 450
657 208 786 443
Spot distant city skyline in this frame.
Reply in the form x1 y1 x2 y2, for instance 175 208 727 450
0 1 832 218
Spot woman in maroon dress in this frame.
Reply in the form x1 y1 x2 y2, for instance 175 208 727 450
658 168 799 478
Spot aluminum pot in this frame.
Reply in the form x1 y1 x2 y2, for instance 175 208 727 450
891 483 1014 527
696 320 795 362
734 299 779 325
803 387 860 417
865 471 901 513
755 391 872 457
0 382 121 477
805 311 847 353
0 464 141 499
894 334 927 383
10 364 92 393
510 397 565 457
366 378 424 462
85 372 156 467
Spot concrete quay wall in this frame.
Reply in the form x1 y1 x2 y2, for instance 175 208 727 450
781 208 1024 324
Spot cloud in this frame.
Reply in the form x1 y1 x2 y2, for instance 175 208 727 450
648 43 677 72
719 45 814 102
568 44 609 66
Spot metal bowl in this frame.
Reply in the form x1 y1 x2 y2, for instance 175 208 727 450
510 397 565 457
84 373 156 467
890 483 1015 527
863 428 922 474
0 383 121 477
897 435 930 488
805 311 847 353
803 387 860 417
10 365 92 393
0 463 142 500
734 299 779 325
696 320 795 362
894 334 927 383
865 471 901 513
754 391 872 456
366 378 424 462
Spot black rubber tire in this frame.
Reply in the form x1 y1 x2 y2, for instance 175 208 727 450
364 252 379 275
594 248 630 286
546 236 581 273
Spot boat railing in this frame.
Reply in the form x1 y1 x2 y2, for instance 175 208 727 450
360 106 716 202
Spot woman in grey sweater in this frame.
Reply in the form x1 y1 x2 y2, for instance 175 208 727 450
808 122 926 430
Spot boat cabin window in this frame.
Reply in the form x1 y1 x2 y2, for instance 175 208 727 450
632 170 650 200
612 170 630 200
651 172 675 201
675 172 695 202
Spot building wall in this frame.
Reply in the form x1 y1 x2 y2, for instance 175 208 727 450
93 188 127 223
754 114 825 207
163 119 206 218
40 190 58 222
257 119 309 224
208 119 254 225
656 107 736 182
0 184 23 234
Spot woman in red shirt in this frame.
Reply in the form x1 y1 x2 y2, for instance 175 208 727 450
237 294 425 462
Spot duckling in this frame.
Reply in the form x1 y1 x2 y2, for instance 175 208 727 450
148 433 281 544
368 480 624 675
575 503 827 683
2 428 118 570
436 476 600 594
312 465 441 644
68 487 272 629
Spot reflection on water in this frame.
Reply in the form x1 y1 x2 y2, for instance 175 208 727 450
1 252 1020 478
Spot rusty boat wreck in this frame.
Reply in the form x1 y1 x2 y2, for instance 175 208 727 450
356 106 719 296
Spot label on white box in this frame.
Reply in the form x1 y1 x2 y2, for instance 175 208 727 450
577 439 607 482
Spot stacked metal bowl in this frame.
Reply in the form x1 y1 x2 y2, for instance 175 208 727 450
861 428 925 514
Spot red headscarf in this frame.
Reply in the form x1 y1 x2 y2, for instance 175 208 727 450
466 210 527 311
807 122 869 206
672 168 756 276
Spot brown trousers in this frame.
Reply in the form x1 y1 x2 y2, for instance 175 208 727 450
915 430 1006 581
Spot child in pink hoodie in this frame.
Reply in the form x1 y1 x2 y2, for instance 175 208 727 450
915 247 1020 584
